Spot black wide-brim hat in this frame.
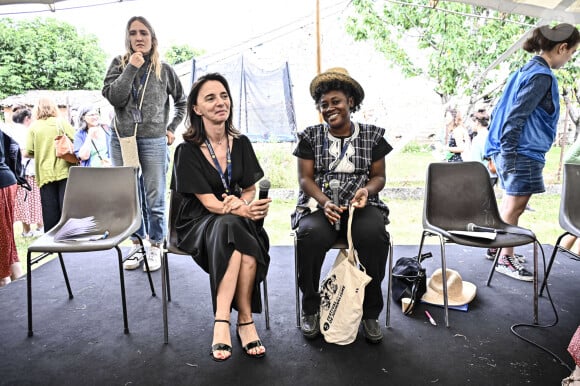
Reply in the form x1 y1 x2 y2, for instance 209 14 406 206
309 67 365 103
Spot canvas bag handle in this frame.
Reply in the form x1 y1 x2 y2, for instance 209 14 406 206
345 205 366 272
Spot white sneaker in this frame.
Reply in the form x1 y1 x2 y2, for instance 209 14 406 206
123 246 145 270
144 246 161 272
32 228 44 237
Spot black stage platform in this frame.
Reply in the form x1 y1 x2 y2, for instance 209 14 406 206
0 244 578 386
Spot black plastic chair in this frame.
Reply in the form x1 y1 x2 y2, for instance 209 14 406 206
540 163 580 296
293 228 394 329
162 190 270 344
416 162 538 327
26 166 155 337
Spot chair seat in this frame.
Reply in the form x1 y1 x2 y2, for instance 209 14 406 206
427 227 536 249
27 232 134 253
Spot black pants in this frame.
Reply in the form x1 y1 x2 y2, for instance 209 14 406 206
295 205 389 319
39 179 67 232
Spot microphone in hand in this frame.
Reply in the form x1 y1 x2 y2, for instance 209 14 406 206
255 179 270 229
329 179 341 231
466 223 507 234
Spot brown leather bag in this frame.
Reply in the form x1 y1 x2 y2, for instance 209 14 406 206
54 123 78 164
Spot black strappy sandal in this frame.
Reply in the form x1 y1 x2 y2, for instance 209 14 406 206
210 319 232 362
236 320 265 359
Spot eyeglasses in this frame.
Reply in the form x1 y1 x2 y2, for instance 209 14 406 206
85 113 99 117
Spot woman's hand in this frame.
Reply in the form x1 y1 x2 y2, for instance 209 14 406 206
87 126 100 140
351 187 369 208
129 52 145 68
221 194 245 214
247 198 272 221
323 200 346 226
166 130 175 145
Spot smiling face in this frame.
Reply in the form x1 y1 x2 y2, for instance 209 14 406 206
318 90 353 131
83 110 100 128
128 20 152 55
193 80 231 125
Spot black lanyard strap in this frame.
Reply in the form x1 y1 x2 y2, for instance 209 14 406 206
131 63 152 103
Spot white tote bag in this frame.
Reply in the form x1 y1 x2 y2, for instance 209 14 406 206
113 119 141 169
319 206 371 345
118 134 141 169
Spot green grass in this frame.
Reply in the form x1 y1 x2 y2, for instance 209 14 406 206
14 144 568 272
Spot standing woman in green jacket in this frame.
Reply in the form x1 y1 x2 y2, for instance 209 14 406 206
25 97 76 234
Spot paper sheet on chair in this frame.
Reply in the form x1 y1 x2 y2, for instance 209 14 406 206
54 216 99 242
448 230 497 240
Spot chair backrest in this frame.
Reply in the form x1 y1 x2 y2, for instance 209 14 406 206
423 162 503 231
167 190 189 255
58 166 141 237
560 163 580 236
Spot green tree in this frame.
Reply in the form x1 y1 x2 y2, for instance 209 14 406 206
346 0 537 104
0 17 106 99
164 44 205 65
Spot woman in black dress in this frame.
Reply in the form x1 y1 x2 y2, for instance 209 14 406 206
171 73 271 362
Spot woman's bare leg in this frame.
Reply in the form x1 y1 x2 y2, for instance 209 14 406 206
212 250 242 361
235 254 265 356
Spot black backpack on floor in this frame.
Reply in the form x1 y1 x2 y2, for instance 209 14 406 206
391 252 432 315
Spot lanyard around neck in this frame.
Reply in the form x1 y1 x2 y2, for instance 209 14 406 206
131 63 152 103
205 136 232 194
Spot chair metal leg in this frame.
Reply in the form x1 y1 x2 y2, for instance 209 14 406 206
165 251 172 303
57 253 73 299
436 234 450 328
533 241 538 325
294 233 301 329
486 248 501 286
385 235 393 328
162 248 169 344
115 246 130 334
27 251 33 337
540 233 566 296
137 237 156 297
263 278 270 330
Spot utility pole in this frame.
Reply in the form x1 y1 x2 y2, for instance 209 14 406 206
316 0 321 75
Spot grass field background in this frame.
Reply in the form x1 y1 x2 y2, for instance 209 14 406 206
14 142 568 272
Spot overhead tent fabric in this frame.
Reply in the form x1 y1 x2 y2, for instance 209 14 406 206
440 1 580 24
192 56 297 143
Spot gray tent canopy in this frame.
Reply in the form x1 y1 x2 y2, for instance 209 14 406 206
192 55 297 143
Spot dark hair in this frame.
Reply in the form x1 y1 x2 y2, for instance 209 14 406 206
523 23 580 53
182 73 240 146
312 79 363 113
471 109 489 127
12 106 32 124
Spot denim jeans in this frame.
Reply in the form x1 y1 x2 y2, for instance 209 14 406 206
110 136 168 244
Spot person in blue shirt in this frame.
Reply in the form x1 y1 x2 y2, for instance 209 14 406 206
484 23 580 281
73 106 112 167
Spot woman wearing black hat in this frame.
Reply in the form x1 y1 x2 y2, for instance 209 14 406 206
291 68 392 343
